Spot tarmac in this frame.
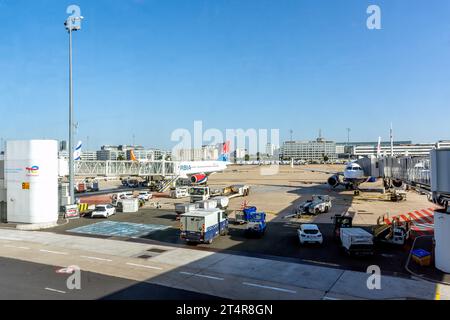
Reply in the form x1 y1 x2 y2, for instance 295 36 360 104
0 228 448 300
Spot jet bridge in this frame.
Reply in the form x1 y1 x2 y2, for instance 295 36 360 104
379 156 431 190
73 160 177 178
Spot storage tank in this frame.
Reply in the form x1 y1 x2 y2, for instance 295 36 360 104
434 210 450 273
5 140 59 224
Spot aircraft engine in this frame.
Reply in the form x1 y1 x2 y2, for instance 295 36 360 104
328 175 340 188
190 174 208 184
392 179 403 188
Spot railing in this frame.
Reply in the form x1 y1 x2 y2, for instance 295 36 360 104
74 160 176 177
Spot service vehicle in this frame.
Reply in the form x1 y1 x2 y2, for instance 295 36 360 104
126 179 139 188
245 212 267 237
189 185 250 203
332 214 353 239
91 204 116 218
189 186 216 203
211 196 230 209
138 191 152 201
294 195 332 216
180 209 228 244
170 187 190 199
373 215 410 245
75 182 87 193
340 228 374 256
175 203 199 215
111 192 134 206
298 224 323 245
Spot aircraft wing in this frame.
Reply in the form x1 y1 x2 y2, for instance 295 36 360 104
301 168 344 176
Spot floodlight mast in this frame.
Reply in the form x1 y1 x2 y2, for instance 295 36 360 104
64 9 83 205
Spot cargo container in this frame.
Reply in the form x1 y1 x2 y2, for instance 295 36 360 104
340 228 374 256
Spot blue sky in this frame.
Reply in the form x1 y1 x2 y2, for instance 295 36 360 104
0 0 449 150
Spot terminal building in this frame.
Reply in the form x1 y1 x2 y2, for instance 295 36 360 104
280 137 337 162
97 145 171 161
337 140 450 158
173 145 220 161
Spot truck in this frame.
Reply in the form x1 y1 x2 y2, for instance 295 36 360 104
189 185 250 203
175 203 199 216
293 195 332 216
373 215 410 245
75 182 87 193
111 192 134 207
87 180 99 192
170 187 190 199
340 228 374 256
179 209 228 244
189 186 217 203
245 212 267 238
332 214 354 240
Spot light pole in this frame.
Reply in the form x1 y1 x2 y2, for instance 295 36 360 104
65 6 83 204
346 128 351 160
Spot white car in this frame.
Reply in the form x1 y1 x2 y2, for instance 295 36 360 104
91 204 116 218
298 224 323 245
138 191 152 201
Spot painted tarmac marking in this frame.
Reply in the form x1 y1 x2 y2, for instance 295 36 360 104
3 245 30 250
45 287 67 294
323 296 340 300
242 282 297 294
180 272 224 281
126 262 163 270
80 256 113 262
39 249 68 255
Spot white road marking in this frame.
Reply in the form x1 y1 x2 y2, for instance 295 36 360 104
39 249 68 255
242 282 297 294
45 287 67 294
179 272 224 281
323 296 340 300
303 259 340 267
0 237 21 241
3 245 30 250
126 262 163 270
80 256 112 262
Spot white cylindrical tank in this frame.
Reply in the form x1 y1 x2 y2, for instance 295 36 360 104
5 140 59 224
434 210 450 273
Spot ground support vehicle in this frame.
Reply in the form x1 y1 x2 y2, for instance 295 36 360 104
340 228 374 256
245 212 267 238
180 209 228 244
293 195 332 216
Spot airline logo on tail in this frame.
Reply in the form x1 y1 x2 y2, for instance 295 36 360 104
219 141 230 162
74 141 82 161
130 150 138 162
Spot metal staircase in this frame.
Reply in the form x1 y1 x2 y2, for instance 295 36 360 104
158 175 181 193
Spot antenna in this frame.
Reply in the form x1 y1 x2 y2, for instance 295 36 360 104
290 129 293 141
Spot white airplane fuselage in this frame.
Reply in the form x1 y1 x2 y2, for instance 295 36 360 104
176 161 229 179
342 163 369 188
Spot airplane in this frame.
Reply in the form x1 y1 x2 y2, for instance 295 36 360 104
302 139 383 195
303 161 377 195
176 142 231 184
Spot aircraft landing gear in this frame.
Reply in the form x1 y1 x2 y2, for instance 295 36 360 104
354 190 360 196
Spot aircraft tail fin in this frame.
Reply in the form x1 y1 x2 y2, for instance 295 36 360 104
74 141 82 161
218 141 230 162
130 150 138 162
376 136 382 157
